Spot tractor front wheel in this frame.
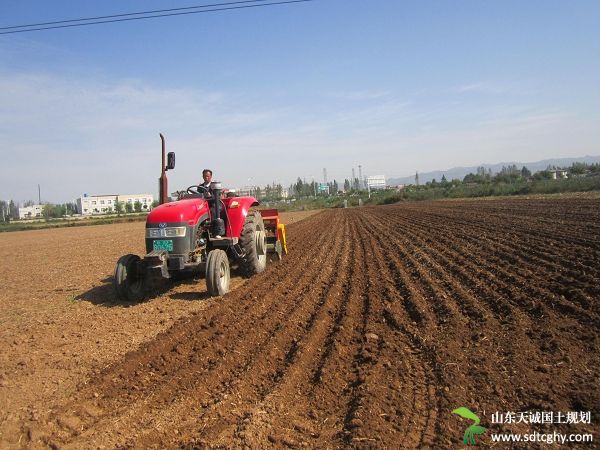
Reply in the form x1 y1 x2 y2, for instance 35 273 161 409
205 249 230 296
239 211 267 276
113 254 146 302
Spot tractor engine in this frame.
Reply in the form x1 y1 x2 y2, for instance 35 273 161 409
145 198 211 272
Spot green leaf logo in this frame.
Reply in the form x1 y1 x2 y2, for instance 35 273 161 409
452 407 487 445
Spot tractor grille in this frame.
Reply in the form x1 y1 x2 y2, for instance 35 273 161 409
146 227 187 238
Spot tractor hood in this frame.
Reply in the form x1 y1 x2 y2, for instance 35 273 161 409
147 198 210 226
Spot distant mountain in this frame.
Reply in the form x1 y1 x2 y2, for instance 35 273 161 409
387 155 600 186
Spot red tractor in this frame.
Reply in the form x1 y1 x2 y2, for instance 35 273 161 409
113 134 287 301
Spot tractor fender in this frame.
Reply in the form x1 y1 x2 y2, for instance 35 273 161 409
147 198 209 225
223 196 259 238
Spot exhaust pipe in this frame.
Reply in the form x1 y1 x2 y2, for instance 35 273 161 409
159 133 168 205
158 133 176 205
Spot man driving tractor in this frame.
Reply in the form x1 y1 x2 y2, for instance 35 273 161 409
200 169 213 189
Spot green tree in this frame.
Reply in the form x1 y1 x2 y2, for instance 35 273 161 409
9 200 17 219
521 166 532 178
310 180 316 197
463 173 477 183
569 162 587 175
0 201 8 222
42 204 53 221
294 177 304 198
114 199 124 216
125 202 134 213
494 165 520 183
533 170 553 181
464 170 491 184
63 202 77 215
134 200 142 212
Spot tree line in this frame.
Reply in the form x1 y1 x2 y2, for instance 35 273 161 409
288 177 369 199
433 162 600 187
0 199 161 222
0 200 79 222
386 162 600 203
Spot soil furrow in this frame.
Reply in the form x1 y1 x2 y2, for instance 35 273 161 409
44 214 344 447
343 210 441 447
395 209 599 325
138 211 352 447
7 198 597 449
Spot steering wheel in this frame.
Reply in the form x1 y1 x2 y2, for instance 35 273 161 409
186 185 210 195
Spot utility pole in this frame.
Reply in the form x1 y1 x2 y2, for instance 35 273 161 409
358 165 363 190
38 184 41 204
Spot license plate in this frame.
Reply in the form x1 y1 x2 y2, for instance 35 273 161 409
153 240 173 251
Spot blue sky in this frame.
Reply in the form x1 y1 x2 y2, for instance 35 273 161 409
1 0 599 203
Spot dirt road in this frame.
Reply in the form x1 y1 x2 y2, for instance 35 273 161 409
1 200 598 448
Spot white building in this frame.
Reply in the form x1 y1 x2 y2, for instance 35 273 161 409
18 204 44 219
366 175 386 190
77 193 154 215
235 186 261 197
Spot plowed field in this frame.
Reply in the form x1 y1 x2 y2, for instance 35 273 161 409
1 199 598 448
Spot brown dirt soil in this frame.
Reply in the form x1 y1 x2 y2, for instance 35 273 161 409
1 201 598 448
0 210 316 448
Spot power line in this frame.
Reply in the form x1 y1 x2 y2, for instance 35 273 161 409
0 0 270 30
0 0 315 35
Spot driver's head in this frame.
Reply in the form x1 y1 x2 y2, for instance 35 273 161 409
202 169 213 184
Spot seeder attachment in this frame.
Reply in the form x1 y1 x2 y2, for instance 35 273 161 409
259 209 288 260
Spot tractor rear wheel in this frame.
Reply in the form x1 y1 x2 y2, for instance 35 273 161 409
205 249 230 296
239 211 267 276
113 254 146 302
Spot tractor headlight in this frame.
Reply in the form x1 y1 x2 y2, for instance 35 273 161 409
146 227 187 238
